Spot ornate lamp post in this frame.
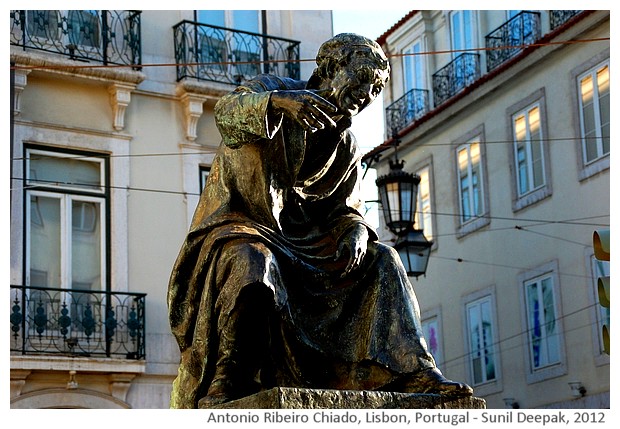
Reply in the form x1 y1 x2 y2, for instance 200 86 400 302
375 132 432 278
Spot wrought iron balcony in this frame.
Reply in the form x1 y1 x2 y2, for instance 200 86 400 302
385 88 430 134
173 20 300 84
432 53 480 107
485 11 541 72
10 10 142 68
550 10 583 30
10 285 146 360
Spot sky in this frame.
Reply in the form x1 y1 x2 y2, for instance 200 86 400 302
332 9 411 154
332 9 412 225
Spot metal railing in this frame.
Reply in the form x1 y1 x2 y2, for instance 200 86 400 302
550 10 583 30
385 88 430 134
432 53 480 107
485 11 541 72
10 285 146 360
173 20 300 84
10 10 142 68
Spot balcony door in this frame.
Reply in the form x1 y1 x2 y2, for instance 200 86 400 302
26 10 102 56
196 10 262 80
24 147 108 345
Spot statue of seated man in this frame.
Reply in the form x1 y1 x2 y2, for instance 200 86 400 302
167 33 473 409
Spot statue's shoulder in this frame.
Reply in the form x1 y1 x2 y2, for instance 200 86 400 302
251 74 308 91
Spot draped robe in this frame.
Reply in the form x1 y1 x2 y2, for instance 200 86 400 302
167 74 435 408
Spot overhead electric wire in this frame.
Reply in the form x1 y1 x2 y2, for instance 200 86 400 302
9 175 609 229
439 299 606 373
9 36 609 73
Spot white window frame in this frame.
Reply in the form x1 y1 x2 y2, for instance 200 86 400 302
421 314 443 368
25 190 106 292
518 260 566 383
199 165 211 193
512 102 545 197
570 51 610 181
465 296 497 386
449 10 477 54
577 61 610 165
24 148 107 293
404 38 426 91
456 139 485 224
507 89 552 212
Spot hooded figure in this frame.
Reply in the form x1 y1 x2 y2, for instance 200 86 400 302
168 33 472 408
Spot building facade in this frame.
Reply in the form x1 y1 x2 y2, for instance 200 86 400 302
10 9 333 409
367 10 610 409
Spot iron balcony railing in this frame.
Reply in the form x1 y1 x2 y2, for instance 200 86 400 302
10 285 146 360
173 20 300 84
485 11 541 72
550 10 583 30
385 88 430 134
10 10 142 68
432 53 480 107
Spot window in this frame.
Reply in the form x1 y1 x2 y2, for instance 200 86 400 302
450 10 476 54
507 90 551 211
513 103 544 196
422 316 442 367
415 166 433 241
466 297 497 385
25 147 108 293
404 39 426 91
578 62 610 164
524 273 561 370
196 10 262 80
27 10 101 50
457 140 485 224
199 165 211 193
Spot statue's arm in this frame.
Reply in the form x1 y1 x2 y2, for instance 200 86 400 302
214 87 282 149
215 80 337 149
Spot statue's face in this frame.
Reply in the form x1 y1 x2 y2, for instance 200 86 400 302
327 62 387 117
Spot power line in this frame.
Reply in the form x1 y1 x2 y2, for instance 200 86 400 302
439 298 605 374
9 135 606 163
11 176 609 229
9 37 609 73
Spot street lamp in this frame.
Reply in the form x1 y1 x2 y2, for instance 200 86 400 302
394 229 432 279
375 131 432 278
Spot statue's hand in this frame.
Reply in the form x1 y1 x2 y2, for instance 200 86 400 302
270 89 338 132
336 224 369 278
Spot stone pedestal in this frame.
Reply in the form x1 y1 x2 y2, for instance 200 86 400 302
204 387 486 409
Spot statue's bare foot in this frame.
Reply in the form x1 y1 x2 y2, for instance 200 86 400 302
394 368 473 397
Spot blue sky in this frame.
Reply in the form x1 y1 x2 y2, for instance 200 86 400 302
332 10 411 153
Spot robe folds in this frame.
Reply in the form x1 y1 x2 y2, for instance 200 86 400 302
167 74 435 408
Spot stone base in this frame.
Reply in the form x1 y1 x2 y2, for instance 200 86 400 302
204 387 486 409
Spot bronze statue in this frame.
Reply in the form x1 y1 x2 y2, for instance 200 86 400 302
167 33 473 409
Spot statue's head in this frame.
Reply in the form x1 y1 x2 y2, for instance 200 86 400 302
312 33 390 117
314 33 390 82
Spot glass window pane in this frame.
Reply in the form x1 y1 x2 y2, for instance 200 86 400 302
29 152 102 191
68 10 100 48
233 10 259 33
423 319 441 364
481 300 496 380
541 278 560 364
527 282 541 367
451 12 462 50
71 200 102 292
29 195 62 288
197 10 226 26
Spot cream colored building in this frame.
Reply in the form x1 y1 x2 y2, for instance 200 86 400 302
367 10 610 409
10 9 332 409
